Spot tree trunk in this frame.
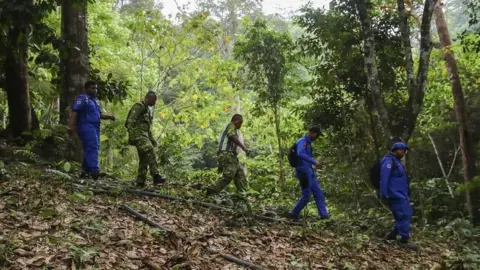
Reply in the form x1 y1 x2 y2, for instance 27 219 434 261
366 100 381 159
273 105 285 185
59 0 89 125
31 106 40 131
4 8 32 138
434 0 480 224
356 0 392 144
357 0 436 144
402 0 437 141
396 0 417 98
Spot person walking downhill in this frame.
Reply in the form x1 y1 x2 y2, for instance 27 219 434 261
125 91 167 188
205 114 249 196
380 142 417 250
288 127 329 221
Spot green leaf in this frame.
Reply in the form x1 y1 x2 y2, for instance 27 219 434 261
68 192 89 202
63 162 71 173
100 135 108 142
0 161 4 169
40 208 56 218
48 236 58 245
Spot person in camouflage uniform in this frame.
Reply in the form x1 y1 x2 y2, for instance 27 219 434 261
205 114 249 195
125 91 167 187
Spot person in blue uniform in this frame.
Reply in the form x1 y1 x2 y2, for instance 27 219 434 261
380 142 416 249
289 127 328 220
67 81 115 179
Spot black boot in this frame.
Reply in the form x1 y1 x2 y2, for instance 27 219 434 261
203 187 216 196
153 174 167 185
90 171 99 180
399 238 418 251
285 213 300 222
386 231 397 241
135 180 146 188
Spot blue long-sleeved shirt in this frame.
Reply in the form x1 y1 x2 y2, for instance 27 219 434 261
295 135 318 171
72 94 101 126
380 153 409 200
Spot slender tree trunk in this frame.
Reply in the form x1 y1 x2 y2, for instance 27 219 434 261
434 0 480 224
397 0 417 98
273 105 285 185
402 0 437 141
60 0 89 125
4 6 32 137
31 106 39 131
356 0 392 144
2 106 6 129
365 99 381 159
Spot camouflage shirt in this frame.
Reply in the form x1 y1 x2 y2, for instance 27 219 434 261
125 101 154 139
218 123 241 154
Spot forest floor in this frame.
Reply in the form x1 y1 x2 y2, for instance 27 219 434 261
0 161 450 270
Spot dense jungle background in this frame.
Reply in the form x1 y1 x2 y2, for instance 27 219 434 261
1 0 480 268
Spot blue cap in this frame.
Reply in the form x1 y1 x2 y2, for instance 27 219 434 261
391 142 409 152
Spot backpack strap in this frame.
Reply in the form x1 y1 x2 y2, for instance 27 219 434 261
78 94 89 123
382 155 397 170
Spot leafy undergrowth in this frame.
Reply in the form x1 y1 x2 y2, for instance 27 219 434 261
0 162 450 269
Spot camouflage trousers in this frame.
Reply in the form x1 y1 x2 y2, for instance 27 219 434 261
208 152 246 194
129 135 158 184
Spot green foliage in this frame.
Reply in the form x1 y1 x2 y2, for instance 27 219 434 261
2 0 480 265
0 160 9 181
68 191 94 202
234 19 294 111
295 1 405 132
461 0 480 53
68 244 99 268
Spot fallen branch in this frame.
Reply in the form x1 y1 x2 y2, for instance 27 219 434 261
121 203 265 269
127 189 233 212
120 204 173 232
206 247 263 270
73 181 302 227
72 183 124 196
127 189 180 201
253 214 301 226
142 258 162 270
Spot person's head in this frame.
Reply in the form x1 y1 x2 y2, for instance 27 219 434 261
391 142 409 158
144 91 157 107
307 126 323 141
231 114 243 129
84 80 98 97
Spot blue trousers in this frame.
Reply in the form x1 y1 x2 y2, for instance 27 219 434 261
291 169 328 218
388 199 412 240
77 123 100 174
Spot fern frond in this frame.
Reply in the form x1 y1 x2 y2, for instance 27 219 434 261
45 169 72 180
13 150 42 163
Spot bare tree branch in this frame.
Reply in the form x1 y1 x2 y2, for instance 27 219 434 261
428 133 455 198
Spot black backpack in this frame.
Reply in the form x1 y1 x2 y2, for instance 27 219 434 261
287 143 298 167
369 161 382 190
370 156 398 190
